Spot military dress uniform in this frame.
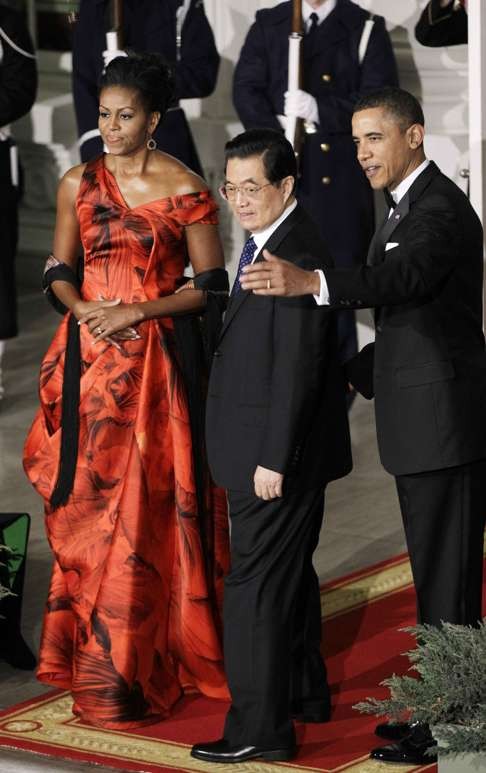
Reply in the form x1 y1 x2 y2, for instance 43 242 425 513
233 0 398 361
0 4 37 343
72 0 220 174
0 4 37 670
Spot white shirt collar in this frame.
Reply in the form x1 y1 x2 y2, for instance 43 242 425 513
302 0 337 29
251 199 298 258
391 159 430 205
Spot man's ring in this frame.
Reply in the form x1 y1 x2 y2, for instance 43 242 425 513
267 279 271 290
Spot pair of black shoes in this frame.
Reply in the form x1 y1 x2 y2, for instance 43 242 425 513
191 714 438 766
191 703 330 764
372 721 437 765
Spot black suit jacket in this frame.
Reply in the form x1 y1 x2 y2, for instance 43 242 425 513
415 0 468 47
206 205 352 493
325 162 486 476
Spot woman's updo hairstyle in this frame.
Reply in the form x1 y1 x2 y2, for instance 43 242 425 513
98 51 175 118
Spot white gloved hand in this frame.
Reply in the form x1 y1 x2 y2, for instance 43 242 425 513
102 49 128 69
284 89 319 126
276 114 289 131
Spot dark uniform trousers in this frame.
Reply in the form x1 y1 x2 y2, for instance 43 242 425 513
0 7 37 340
396 459 486 627
223 486 329 748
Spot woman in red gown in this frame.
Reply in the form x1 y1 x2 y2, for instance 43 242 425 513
24 52 229 729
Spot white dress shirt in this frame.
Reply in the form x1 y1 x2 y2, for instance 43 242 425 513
251 199 298 261
302 0 337 30
314 159 431 305
389 158 430 210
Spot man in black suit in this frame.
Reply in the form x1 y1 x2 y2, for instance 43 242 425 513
241 87 486 766
415 0 467 47
191 129 352 764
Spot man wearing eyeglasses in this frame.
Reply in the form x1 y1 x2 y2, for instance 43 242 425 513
191 128 352 765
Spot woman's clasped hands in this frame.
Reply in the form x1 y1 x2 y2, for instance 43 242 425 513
74 297 144 349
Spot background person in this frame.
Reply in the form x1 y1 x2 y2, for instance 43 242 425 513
233 0 398 364
191 128 351 765
0 2 37 401
415 0 468 47
72 0 219 174
241 86 486 767
23 52 229 730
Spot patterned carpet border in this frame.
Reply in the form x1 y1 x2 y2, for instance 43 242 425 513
0 550 446 773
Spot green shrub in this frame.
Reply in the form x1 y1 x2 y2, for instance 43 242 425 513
354 622 486 756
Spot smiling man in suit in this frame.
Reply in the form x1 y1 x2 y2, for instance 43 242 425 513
240 87 486 766
191 128 352 764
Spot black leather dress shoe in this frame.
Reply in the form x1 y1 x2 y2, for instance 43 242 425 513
375 721 412 741
370 735 437 766
191 738 296 764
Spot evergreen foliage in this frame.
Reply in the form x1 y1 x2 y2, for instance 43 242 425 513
354 621 486 756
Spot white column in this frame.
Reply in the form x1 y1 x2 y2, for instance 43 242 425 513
468 0 486 229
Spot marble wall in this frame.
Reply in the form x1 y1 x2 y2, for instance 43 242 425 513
14 0 468 289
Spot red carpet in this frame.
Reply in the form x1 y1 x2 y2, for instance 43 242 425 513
0 551 469 772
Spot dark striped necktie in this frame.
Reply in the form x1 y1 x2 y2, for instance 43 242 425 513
307 12 319 35
231 236 257 296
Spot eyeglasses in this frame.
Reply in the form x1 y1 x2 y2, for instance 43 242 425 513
219 182 275 201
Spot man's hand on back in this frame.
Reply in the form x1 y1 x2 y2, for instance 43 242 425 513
254 466 284 500
241 250 320 297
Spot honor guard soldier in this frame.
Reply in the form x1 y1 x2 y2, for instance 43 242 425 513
0 2 37 671
233 0 398 362
72 0 220 175
0 2 37 401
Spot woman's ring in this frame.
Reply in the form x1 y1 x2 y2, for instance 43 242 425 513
96 326 103 335
267 278 271 290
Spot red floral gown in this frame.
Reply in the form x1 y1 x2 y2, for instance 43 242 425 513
24 155 230 729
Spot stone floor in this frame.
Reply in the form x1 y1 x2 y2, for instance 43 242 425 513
0 289 405 772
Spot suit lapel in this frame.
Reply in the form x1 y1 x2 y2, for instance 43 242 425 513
219 205 305 343
367 212 389 266
377 193 410 259
369 162 441 266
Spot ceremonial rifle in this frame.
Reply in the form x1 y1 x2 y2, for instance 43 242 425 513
285 0 317 165
285 0 304 155
106 0 124 54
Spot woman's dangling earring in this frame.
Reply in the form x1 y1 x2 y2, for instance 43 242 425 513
147 136 157 150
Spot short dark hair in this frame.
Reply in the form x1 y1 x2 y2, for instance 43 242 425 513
98 51 175 117
354 87 425 131
225 128 297 189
